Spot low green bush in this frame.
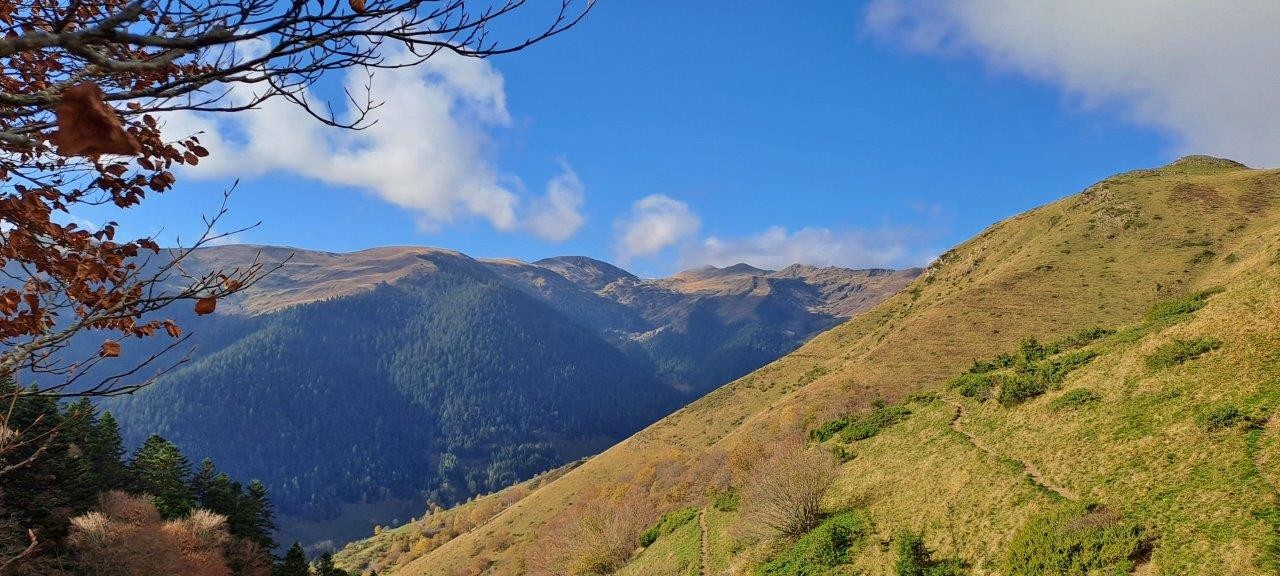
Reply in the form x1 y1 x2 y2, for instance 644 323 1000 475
840 405 912 442
948 373 994 399
829 444 855 463
639 507 699 547
1050 389 1100 411
713 488 740 512
1016 337 1057 364
1145 287 1223 322
809 416 851 442
1060 327 1115 349
1002 504 1146 576
1198 405 1243 432
1146 337 1222 370
810 405 911 443
998 350 1099 407
893 531 969 576
756 511 870 576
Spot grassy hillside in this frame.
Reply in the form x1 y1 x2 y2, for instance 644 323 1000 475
367 156 1280 574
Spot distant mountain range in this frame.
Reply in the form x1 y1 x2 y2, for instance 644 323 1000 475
97 245 918 549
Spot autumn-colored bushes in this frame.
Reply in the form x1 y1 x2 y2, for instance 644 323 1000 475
736 438 838 541
68 491 269 576
526 486 656 575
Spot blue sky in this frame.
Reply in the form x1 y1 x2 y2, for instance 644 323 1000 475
81 1 1278 277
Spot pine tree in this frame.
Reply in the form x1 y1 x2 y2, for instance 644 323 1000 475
246 479 279 550
0 382 94 539
313 552 351 576
192 458 221 504
84 411 127 490
128 434 194 518
60 398 96 447
274 542 310 576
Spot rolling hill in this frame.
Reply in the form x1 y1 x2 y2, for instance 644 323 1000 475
341 156 1280 575
96 246 916 551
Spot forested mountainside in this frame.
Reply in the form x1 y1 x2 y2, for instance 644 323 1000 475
94 245 914 550
346 156 1280 575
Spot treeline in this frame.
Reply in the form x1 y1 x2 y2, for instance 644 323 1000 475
0 379 279 575
108 271 680 519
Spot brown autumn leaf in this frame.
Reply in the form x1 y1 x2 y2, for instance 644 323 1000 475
53 83 143 157
99 341 121 358
350 0 366 12
194 297 217 316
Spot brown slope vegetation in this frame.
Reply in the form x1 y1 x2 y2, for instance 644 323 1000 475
376 156 1280 574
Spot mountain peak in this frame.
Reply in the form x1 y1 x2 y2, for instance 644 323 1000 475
672 263 771 281
1162 155 1250 173
534 256 638 290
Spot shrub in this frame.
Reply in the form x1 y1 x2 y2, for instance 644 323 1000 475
1146 337 1222 370
529 487 654 575
828 444 855 463
639 507 699 547
1050 389 1100 411
738 439 838 540
809 416 851 442
68 492 235 576
893 531 969 576
948 373 994 399
1145 288 1223 322
996 373 1045 408
810 405 911 443
713 488 740 512
1002 504 1145 576
1016 337 1057 364
1061 327 1115 349
1198 405 1243 431
756 511 870 576
999 350 1099 407
840 405 911 442
906 391 939 404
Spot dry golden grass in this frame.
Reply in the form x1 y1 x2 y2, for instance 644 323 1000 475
368 157 1280 575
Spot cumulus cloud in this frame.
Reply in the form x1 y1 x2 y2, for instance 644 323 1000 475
162 49 583 239
525 160 587 242
682 226 916 271
864 0 1280 167
613 194 701 261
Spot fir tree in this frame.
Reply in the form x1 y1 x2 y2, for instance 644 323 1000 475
192 458 218 504
0 382 94 540
313 552 351 576
85 411 127 490
247 479 279 550
60 398 96 447
274 542 310 576
128 434 194 518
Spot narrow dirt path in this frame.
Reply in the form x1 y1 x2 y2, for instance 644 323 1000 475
699 507 709 576
945 400 1078 501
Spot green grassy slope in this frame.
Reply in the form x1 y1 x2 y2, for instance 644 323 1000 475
369 156 1280 574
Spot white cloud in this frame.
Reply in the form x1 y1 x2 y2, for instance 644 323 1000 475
683 226 913 271
613 194 701 261
864 0 1280 167
525 160 586 242
162 49 582 239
